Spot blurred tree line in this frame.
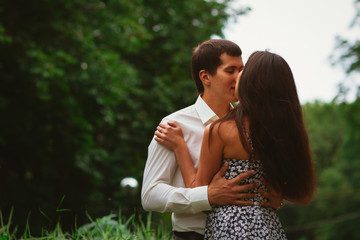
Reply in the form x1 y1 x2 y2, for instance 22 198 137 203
1 0 360 239
279 1 360 239
0 0 247 235
279 99 360 240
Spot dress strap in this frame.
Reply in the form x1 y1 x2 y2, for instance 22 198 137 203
242 125 255 160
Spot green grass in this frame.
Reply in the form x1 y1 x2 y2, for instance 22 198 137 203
0 209 172 240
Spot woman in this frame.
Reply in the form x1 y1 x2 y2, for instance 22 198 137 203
155 51 316 239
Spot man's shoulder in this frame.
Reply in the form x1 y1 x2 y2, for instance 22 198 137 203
162 103 197 122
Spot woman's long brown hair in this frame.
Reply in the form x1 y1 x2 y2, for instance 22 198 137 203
210 51 316 200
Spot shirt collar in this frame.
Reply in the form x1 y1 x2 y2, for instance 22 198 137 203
195 95 219 126
195 95 236 126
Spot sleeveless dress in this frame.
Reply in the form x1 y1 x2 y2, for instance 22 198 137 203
204 128 287 240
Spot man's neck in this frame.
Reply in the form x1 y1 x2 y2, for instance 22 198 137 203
201 94 230 118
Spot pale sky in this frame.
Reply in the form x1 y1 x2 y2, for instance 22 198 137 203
223 0 359 103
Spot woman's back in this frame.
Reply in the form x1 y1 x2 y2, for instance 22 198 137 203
217 119 255 160
205 121 287 239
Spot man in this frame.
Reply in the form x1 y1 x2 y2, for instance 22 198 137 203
141 39 282 240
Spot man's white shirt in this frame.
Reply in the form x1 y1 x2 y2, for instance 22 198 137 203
141 95 219 234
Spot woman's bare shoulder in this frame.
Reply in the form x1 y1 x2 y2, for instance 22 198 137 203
214 120 238 141
209 119 236 131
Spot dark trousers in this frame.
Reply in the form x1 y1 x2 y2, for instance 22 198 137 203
173 231 204 240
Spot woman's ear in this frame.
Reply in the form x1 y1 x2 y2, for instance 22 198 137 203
199 70 211 87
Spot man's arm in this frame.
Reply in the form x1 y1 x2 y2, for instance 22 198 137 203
208 161 257 206
141 134 211 214
141 139 259 213
142 119 260 214
142 119 283 213
147 120 283 211
209 164 284 207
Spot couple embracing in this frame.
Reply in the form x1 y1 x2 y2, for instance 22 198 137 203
141 39 316 240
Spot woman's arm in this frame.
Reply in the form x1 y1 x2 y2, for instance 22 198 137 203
154 121 196 187
155 122 292 209
155 122 224 188
194 124 224 186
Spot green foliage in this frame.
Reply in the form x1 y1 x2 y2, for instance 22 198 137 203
332 0 360 98
278 100 360 240
0 0 246 235
0 211 171 240
303 101 345 169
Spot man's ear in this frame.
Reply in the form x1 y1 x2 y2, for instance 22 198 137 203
199 70 211 87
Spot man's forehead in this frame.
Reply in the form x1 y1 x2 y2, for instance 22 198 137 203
219 53 243 67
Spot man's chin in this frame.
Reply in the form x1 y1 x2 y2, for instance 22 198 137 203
229 97 238 103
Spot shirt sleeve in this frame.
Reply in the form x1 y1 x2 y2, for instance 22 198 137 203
141 121 212 214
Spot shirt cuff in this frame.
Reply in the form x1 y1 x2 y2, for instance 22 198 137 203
189 186 212 212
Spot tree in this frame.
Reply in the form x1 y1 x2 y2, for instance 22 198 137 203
0 0 248 235
278 101 360 240
332 0 360 99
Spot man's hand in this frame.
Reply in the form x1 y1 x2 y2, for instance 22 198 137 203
259 177 284 210
208 161 257 206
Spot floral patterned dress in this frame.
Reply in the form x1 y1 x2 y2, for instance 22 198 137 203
204 129 287 240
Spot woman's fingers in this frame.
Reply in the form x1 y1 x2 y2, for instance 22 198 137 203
167 121 178 128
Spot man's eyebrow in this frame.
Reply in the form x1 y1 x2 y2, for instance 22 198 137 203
225 65 242 69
